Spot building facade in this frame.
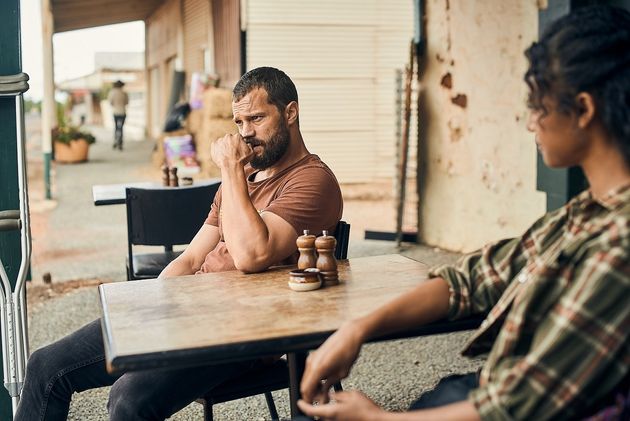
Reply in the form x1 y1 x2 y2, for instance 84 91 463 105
46 0 560 251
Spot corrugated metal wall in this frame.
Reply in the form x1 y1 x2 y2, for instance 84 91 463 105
212 0 242 88
245 0 414 183
146 0 181 137
183 0 210 75
146 0 180 69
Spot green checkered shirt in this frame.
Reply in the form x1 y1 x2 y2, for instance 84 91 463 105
430 184 630 420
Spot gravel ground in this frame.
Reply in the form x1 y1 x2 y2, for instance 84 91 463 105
23 123 485 420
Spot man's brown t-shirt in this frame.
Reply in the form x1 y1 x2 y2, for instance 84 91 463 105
197 154 343 273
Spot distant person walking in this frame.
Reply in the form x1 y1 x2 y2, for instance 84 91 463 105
107 80 128 150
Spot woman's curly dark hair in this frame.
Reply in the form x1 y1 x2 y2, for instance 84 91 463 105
524 5 630 165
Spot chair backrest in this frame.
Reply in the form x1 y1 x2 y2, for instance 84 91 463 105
333 220 350 259
125 182 220 249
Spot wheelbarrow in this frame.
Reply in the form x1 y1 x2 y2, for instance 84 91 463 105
0 72 31 417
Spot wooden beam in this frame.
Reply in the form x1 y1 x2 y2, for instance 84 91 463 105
52 1 158 13
54 13 149 33
52 0 163 7
51 0 164 32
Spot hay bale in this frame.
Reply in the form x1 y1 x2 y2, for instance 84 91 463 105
185 109 203 136
195 117 238 178
196 118 238 158
202 88 233 119
198 157 222 178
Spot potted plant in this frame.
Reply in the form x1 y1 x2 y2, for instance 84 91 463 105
52 125 96 164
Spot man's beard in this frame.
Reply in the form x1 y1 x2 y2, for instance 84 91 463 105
249 120 290 170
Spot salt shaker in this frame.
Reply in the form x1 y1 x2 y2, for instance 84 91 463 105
297 229 317 270
161 165 170 186
168 167 179 187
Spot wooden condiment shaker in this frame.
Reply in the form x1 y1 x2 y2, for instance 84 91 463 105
297 229 317 270
169 167 179 187
315 230 338 285
161 165 170 186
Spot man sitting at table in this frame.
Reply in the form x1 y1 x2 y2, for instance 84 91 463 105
297 6 629 421
15 67 343 421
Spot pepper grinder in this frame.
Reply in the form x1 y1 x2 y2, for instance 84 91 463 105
296 229 317 270
161 165 170 187
315 230 338 285
169 166 179 187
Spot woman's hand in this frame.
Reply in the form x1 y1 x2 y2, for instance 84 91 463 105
301 321 367 404
298 391 386 421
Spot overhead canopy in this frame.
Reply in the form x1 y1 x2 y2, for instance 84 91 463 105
50 0 164 33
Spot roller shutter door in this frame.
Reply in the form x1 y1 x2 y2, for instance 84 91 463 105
183 0 211 76
244 0 414 183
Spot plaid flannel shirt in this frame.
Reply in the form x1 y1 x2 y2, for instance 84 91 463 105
430 184 630 420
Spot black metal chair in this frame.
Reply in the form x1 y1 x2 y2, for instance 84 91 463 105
125 182 220 280
197 220 350 421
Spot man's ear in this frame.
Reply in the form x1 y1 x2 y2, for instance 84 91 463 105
285 101 299 125
575 92 596 129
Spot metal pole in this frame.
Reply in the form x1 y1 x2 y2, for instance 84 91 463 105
393 68 403 201
14 93 31 388
41 0 55 199
395 41 415 246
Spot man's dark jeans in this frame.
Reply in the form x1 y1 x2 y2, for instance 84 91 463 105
15 319 259 420
293 372 478 420
408 372 478 409
113 114 126 149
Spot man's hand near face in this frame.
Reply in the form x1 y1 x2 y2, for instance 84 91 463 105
211 133 254 170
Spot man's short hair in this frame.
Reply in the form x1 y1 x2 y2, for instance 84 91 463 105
233 67 298 113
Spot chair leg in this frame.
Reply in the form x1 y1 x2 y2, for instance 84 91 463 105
202 399 214 421
333 381 343 392
264 391 280 420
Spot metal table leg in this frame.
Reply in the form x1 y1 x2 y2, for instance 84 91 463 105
287 351 307 417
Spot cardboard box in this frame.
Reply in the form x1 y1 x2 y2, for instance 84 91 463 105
164 134 199 174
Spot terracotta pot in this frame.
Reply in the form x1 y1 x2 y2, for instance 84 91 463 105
54 139 90 164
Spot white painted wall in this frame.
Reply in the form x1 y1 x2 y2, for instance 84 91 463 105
418 0 547 251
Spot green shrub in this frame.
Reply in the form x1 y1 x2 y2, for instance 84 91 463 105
52 125 96 145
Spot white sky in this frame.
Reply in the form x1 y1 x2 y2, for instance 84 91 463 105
20 0 145 101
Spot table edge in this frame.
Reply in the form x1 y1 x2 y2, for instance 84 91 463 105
98 284 118 373
104 316 484 374
92 179 222 207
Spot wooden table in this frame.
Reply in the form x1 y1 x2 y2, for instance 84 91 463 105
99 254 482 416
92 178 221 206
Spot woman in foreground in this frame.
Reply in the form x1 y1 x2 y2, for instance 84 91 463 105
298 5 630 421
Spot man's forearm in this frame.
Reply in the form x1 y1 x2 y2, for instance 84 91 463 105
381 401 480 421
159 254 197 278
354 277 452 342
219 163 274 270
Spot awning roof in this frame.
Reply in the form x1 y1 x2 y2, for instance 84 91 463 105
50 0 164 33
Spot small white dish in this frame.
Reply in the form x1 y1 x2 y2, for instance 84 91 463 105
288 268 322 291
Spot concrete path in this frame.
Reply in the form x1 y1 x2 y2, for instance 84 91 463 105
30 128 158 284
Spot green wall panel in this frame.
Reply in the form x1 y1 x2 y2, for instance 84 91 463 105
0 0 23 418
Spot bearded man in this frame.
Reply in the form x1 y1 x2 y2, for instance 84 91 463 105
15 67 343 421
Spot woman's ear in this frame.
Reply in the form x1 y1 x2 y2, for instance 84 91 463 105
575 92 596 129
285 101 299 125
